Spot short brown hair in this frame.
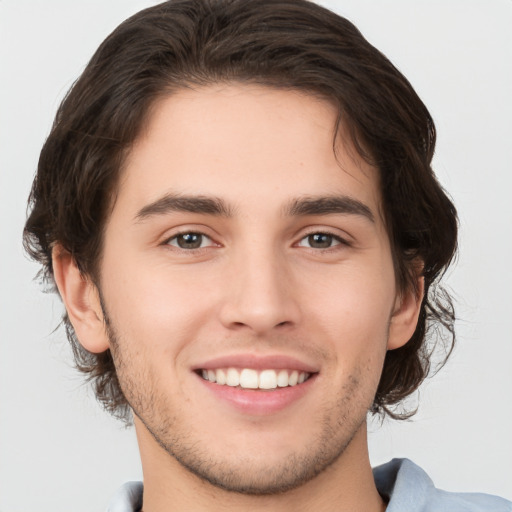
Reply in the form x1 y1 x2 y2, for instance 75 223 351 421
24 0 457 423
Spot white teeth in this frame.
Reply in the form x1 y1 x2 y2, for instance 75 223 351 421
216 368 226 385
289 370 299 386
240 369 259 389
259 369 277 389
277 369 289 387
226 368 240 387
200 367 311 389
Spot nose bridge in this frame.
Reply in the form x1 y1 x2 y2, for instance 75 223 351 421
219 236 299 333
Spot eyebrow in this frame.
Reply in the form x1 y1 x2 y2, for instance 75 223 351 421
135 193 234 221
134 192 374 223
285 195 375 222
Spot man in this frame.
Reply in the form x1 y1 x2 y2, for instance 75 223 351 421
21 0 511 510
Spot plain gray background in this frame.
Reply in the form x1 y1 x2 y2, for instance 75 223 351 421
1 1 511 510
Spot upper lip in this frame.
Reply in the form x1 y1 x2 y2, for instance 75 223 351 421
192 354 319 373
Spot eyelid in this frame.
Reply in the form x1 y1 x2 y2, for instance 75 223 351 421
295 227 353 248
159 225 352 251
167 232 214 248
162 227 221 250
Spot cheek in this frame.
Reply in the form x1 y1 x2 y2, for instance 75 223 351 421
102 261 218 353
306 263 395 333
304 261 394 378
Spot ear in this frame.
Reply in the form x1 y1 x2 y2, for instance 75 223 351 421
52 245 110 354
387 275 424 351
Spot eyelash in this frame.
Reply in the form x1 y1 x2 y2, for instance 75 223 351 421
163 229 350 252
297 230 351 251
164 231 217 251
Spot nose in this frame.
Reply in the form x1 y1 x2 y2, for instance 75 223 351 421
218 246 301 335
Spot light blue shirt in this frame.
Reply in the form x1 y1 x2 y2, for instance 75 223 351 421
106 458 512 511
374 459 512 511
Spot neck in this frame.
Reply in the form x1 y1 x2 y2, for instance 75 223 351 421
135 417 385 512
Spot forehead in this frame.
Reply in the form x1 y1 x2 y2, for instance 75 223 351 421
116 84 382 220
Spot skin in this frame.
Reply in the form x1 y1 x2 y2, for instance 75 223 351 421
53 84 422 511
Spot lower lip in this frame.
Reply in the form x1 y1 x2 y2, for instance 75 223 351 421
196 373 317 415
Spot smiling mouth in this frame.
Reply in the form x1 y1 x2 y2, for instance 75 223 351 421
198 368 313 390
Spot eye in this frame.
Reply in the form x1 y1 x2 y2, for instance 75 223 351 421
166 232 214 250
297 232 343 249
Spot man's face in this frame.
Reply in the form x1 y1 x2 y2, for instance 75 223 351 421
94 84 411 493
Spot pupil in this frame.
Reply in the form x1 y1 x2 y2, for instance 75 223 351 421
178 233 202 249
309 233 332 248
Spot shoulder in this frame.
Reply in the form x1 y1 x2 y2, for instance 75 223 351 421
105 481 143 512
373 458 512 512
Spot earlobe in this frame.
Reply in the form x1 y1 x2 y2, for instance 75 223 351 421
387 276 424 351
52 245 110 354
